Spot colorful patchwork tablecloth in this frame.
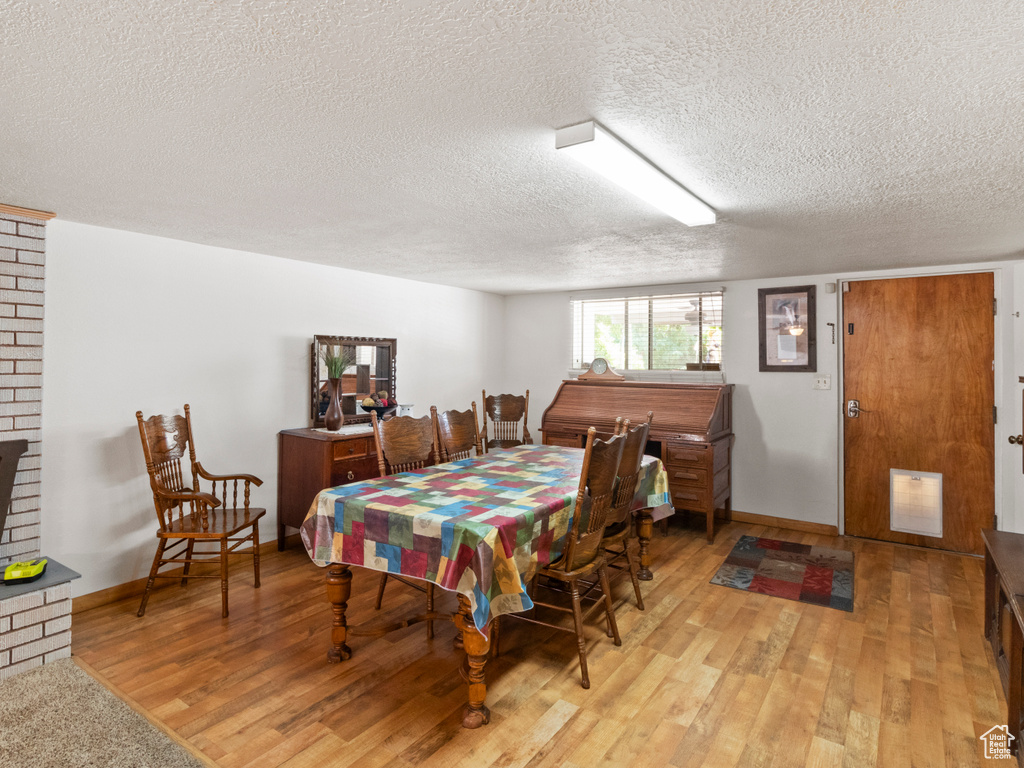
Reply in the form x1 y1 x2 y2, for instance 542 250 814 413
300 443 670 631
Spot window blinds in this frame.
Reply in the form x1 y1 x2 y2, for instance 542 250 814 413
571 291 723 371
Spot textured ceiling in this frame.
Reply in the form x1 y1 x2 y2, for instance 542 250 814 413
2 0 1024 294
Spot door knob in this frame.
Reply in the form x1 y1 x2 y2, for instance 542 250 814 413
1011 435 1024 445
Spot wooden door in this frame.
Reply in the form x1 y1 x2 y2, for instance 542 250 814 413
843 273 995 554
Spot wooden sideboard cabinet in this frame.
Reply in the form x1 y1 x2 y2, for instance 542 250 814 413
277 428 380 549
983 528 1024 764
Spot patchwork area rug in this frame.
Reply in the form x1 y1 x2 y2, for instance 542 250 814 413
710 535 854 612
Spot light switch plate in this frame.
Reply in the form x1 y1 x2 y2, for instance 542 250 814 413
813 375 831 390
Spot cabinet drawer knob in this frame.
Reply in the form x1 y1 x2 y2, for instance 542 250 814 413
347 471 355 481
348 447 355 454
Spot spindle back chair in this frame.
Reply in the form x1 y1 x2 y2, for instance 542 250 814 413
369 410 441 637
370 412 438 476
135 405 264 618
480 390 531 452
602 411 654 609
497 426 625 688
609 412 654 529
432 404 483 463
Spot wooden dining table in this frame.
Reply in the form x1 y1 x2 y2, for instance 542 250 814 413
299 443 671 728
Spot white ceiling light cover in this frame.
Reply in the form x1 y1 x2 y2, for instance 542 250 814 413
555 121 716 227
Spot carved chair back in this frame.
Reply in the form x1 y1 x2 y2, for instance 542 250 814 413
136 405 259 532
481 389 531 451
136 407 201 532
607 411 654 530
432 404 483 463
557 426 625 572
371 412 437 476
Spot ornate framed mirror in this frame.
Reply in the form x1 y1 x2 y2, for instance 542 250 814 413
310 336 397 426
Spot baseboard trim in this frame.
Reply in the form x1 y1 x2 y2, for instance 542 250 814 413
71 537 292 615
729 510 839 538
72 515 840 613
72 576 149 615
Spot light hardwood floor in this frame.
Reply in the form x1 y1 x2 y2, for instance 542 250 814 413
72 519 1007 767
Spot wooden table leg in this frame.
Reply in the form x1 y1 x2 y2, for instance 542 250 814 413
454 595 491 728
325 565 352 662
635 510 654 581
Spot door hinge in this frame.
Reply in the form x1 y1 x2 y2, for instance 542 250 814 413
994 297 998 316
995 514 999 530
994 405 998 424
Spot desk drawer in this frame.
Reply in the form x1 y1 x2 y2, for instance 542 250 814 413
672 488 709 511
666 443 709 466
544 432 582 448
334 437 373 461
669 467 708 487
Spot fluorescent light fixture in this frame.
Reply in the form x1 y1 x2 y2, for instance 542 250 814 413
555 121 716 226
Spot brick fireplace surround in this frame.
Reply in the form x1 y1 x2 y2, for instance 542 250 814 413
0 203 75 680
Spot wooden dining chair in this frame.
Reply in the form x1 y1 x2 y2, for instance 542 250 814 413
432 403 483 463
497 426 625 688
371 411 437 477
601 411 654 611
370 411 441 637
135 405 265 619
480 389 531 452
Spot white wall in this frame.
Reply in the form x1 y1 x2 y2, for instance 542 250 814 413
41 221 505 596
503 261 1023 532
36 221 1024 597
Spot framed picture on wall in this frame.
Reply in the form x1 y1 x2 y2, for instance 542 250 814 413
758 285 817 372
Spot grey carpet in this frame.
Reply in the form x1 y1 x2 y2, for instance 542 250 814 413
0 658 207 768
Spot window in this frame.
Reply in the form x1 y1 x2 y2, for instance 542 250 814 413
571 291 723 371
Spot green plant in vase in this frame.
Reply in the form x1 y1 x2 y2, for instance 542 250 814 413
320 345 356 430
321 345 356 380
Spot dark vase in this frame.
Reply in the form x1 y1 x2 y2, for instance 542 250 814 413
325 377 345 430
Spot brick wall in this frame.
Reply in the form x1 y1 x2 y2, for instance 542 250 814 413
0 209 44 566
0 206 61 680
0 582 71 680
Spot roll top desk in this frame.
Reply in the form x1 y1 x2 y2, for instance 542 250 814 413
541 379 734 543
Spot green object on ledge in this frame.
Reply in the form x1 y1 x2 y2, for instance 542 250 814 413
3 557 48 584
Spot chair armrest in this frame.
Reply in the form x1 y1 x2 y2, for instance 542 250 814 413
194 463 263 486
154 488 221 508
